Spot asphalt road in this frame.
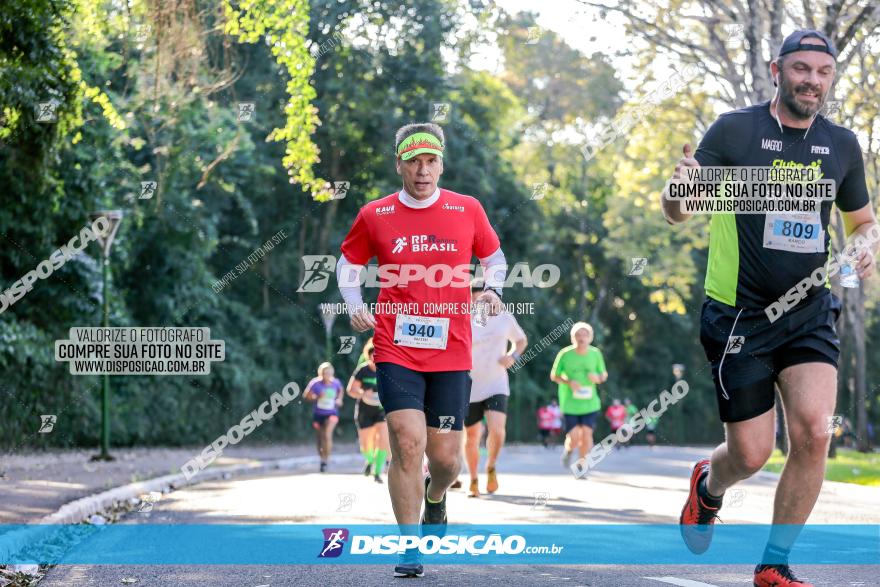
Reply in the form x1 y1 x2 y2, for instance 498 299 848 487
39 445 879 586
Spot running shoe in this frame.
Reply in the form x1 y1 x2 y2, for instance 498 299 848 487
320 462 327 473
561 449 572 468
421 476 447 535
363 461 372 476
450 479 462 489
753 564 813 586
468 478 480 498
374 474 384 484
393 563 424 578
486 466 499 493
679 458 722 554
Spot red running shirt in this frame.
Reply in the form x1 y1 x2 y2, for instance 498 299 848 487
340 189 500 372
606 405 627 429
537 407 555 430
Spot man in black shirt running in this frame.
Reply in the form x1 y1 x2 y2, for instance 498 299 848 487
662 30 877 587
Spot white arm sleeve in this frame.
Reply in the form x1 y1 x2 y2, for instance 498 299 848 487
336 254 365 317
478 247 507 292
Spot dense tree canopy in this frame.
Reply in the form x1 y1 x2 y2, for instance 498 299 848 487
1 0 877 451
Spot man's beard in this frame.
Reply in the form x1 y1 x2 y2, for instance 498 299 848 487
779 74 825 119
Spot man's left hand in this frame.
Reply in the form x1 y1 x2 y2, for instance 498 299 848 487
856 247 876 280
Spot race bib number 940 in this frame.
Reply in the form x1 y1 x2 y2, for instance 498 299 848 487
393 314 449 350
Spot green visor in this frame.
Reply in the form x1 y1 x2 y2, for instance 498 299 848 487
396 132 444 160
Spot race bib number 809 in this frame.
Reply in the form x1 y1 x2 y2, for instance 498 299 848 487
763 212 824 253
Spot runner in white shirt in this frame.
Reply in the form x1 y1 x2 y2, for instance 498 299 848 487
464 284 527 497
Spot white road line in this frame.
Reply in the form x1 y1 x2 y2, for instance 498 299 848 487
644 577 721 587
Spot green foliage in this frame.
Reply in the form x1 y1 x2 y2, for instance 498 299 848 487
2 0 875 452
224 0 330 199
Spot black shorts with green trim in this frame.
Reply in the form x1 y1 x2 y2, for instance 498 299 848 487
355 400 386 429
699 292 841 423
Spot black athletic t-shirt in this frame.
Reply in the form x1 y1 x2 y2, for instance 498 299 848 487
354 364 381 407
694 100 869 309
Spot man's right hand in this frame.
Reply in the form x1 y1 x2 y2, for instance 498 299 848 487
673 143 700 180
567 379 583 392
663 143 700 224
350 308 376 332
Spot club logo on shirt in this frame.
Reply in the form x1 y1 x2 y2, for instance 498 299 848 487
811 145 830 155
442 202 465 212
376 205 396 216
761 138 783 152
389 235 459 253
771 158 824 180
412 234 458 252
319 528 349 558
392 237 408 254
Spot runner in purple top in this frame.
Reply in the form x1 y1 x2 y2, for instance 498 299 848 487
304 362 344 472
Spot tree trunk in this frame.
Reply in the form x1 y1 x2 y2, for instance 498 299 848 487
295 213 309 303
262 254 270 313
317 198 340 253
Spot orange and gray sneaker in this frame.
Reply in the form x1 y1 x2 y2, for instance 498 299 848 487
468 478 480 498
679 458 723 554
486 466 499 493
753 564 813 586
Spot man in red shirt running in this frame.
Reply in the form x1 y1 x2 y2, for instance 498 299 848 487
337 123 506 578
604 399 628 445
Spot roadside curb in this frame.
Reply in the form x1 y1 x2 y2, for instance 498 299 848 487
0 452 361 565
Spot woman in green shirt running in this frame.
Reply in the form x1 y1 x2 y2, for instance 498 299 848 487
550 322 608 472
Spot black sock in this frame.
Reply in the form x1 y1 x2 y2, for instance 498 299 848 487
761 543 790 566
697 475 723 506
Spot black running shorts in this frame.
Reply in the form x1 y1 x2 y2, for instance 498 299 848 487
563 411 600 433
376 362 471 431
464 394 508 427
699 292 841 423
355 401 386 429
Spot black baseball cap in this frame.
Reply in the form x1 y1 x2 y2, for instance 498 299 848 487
777 29 838 59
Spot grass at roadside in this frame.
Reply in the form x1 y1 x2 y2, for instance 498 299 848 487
763 448 880 486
